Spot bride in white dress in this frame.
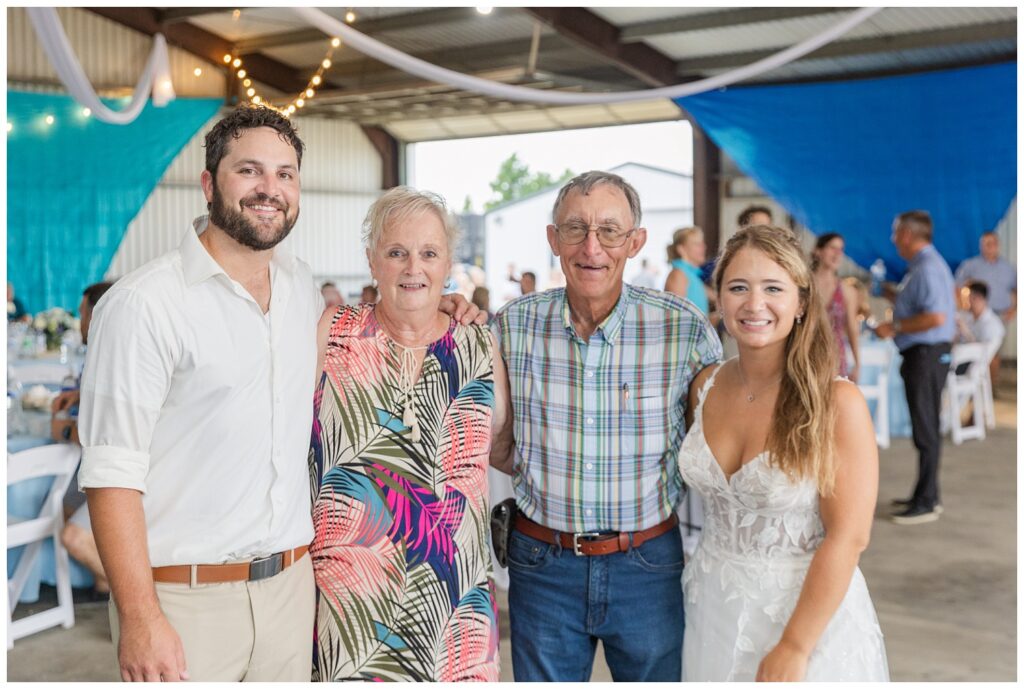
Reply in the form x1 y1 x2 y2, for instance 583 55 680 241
678 225 889 681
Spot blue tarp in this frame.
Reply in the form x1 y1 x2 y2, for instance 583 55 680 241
6 91 221 314
677 62 1017 279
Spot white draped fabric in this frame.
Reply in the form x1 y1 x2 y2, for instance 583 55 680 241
26 7 175 125
292 7 882 106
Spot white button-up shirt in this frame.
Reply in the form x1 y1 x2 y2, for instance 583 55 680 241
79 217 322 567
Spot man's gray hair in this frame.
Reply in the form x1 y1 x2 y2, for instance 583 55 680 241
551 171 642 227
362 186 461 255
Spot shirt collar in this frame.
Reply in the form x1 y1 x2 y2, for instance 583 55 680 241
559 283 633 345
180 215 298 287
909 242 937 267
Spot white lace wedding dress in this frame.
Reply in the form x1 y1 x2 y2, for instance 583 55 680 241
678 366 889 681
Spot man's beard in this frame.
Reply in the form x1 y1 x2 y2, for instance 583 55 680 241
209 183 298 251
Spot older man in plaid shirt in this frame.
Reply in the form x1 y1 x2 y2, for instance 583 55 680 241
491 171 721 681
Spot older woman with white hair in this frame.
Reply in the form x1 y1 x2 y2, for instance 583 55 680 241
309 186 511 682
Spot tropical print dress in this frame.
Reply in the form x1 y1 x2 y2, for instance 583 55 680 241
309 304 499 682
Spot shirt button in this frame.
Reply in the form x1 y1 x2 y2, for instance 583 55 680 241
586 370 594 378
585 509 593 516
586 417 594 425
586 462 593 470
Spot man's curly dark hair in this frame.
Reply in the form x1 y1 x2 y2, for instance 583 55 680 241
203 104 305 176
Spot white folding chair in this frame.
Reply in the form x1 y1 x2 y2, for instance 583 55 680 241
858 343 893 449
942 343 989 445
7 444 80 648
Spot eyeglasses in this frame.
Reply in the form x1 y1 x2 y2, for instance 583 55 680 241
554 222 636 248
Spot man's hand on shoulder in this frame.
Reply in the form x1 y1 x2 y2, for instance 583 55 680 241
439 293 487 326
117 609 189 682
51 389 80 414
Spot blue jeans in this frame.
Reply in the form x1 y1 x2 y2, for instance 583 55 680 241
507 525 684 681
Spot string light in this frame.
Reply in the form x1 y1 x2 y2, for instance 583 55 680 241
232 9 241 20
44 115 55 126
344 10 355 24
193 67 203 77
237 36 342 114
6 122 12 133
223 54 232 64
82 107 91 117
476 6 493 15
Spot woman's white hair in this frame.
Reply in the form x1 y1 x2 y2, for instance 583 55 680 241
362 186 461 256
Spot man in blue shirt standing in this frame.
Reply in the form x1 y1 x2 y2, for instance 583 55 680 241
875 210 956 525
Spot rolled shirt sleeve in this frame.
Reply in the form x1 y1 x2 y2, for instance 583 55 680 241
78 287 177 493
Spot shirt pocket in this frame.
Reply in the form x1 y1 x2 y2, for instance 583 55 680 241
619 390 668 458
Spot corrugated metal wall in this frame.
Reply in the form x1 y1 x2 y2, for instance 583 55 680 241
9 8 384 296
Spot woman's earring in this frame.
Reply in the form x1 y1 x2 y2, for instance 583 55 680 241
796 313 803 324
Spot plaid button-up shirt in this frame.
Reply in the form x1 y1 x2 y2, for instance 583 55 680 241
494 284 722 533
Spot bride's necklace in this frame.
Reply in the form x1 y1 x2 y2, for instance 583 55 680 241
736 364 782 403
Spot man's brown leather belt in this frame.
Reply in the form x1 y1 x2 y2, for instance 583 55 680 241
151 546 309 585
514 514 679 556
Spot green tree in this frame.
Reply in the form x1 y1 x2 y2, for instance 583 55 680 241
462 195 474 213
484 153 573 210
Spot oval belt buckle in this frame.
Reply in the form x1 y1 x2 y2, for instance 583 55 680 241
249 553 284 581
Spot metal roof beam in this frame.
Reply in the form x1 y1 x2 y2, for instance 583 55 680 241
86 8 330 94
620 7 847 42
157 8 233 25
524 7 677 87
675 20 1018 74
234 7 504 53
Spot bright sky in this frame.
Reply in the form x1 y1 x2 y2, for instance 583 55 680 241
409 119 693 214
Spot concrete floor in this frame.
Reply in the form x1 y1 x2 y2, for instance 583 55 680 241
7 376 1016 681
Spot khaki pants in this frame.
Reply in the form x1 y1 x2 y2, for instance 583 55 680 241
110 554 315 681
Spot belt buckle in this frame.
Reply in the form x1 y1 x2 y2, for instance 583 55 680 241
249 553 284 581
572 531 604 556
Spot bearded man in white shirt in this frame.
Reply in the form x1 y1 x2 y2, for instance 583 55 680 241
79 105 479 682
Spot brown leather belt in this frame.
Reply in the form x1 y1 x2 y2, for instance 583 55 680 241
514 514 678 556
152 546 309 585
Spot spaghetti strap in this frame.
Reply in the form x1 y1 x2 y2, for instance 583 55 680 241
695 361 726 416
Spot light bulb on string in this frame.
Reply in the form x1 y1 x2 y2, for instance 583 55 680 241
82 107 91 117
311 75 322 86
322 59 331 69
287 105 296 114
252 95 261 104
344 10 355 24
477 6 493 15
296 98 305 108
44 115 55 126
223 54 232 64
232 9 241 20
247 87 256 97
232 58 242 68
243 78 251 87
6 122 12 134
194 67 203 77
237 69 246 79
305 88 315 98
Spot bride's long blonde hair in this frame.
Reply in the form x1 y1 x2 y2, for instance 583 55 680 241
712 225 839 494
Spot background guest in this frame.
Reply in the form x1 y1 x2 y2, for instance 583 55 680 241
811 233 861 381
737 204 773 228
956 280 1005 368
320 281 344 307
471 285 494 320
875 210 956 525
8 282 29 322
359 283 379 304
664 226 711 316
954 231 1016 388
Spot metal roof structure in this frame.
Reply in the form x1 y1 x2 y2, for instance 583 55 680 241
85 6 1016 142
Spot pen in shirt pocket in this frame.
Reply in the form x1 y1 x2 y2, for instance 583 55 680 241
621 383 630 403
